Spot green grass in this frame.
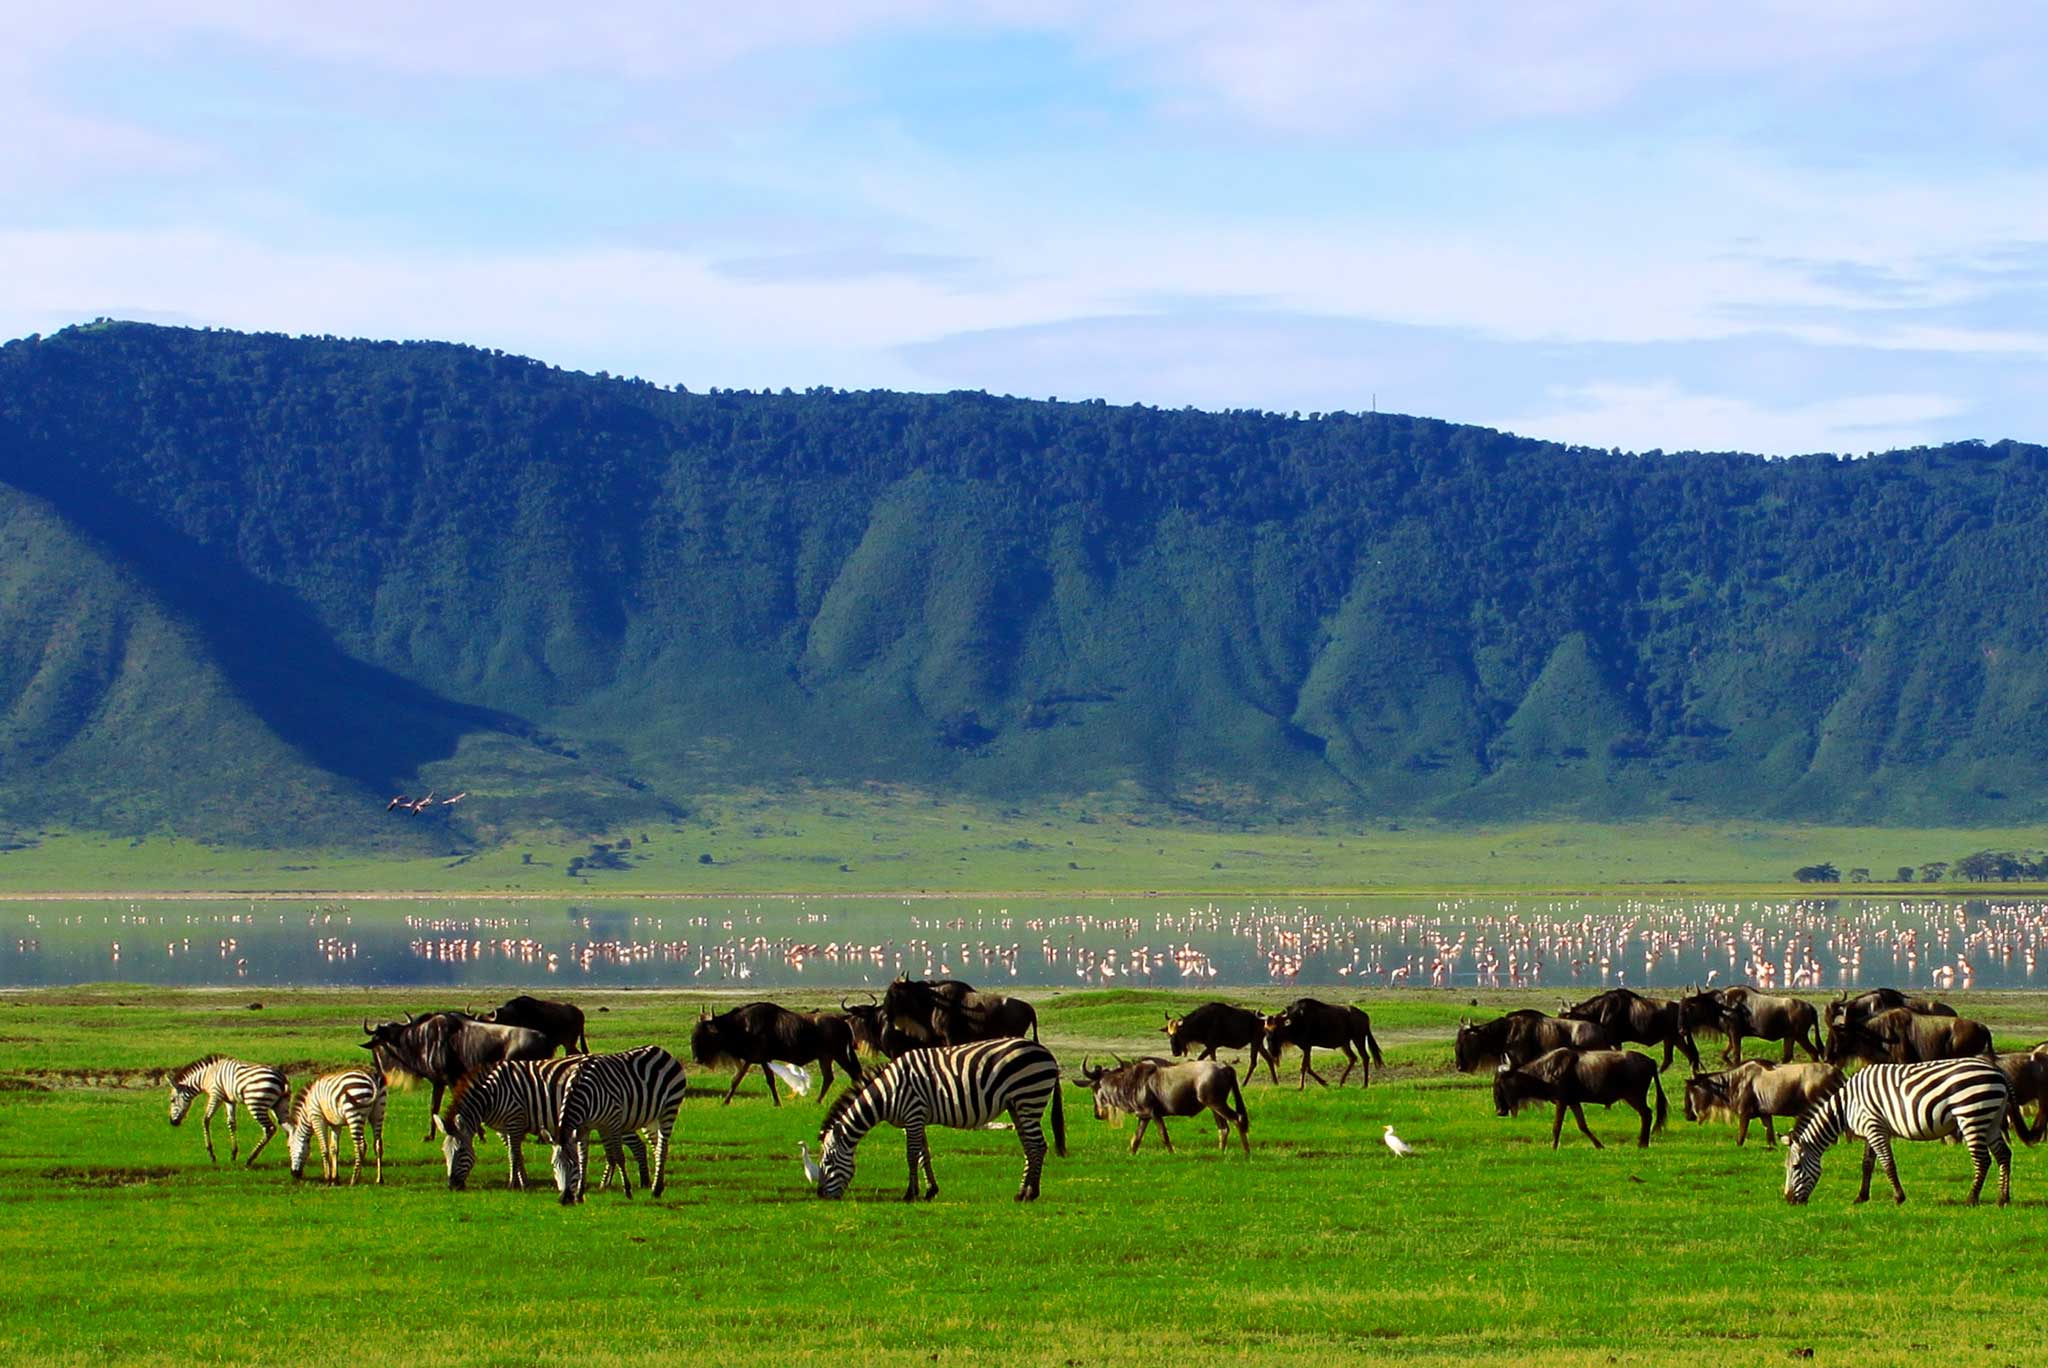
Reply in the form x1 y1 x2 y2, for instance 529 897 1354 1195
4 792 2048 896
4 987 2048 1365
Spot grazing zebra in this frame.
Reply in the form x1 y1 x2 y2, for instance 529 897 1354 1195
441 1058 648 1191
550 1045 686 1206
288 1068 387 1186
1785 1058 2014 1206
166 1056 292 1166
815 1037 1066 1202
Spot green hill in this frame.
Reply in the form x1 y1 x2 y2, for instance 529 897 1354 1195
2 320 2045 847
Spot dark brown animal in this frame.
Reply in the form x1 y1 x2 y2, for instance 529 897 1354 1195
360 1011 555 1141
1826 1007 1995 1068
1560 989 1699 1072
882 978 1038 1047
1682 1060 1842 1146
1680 986 1822 1063
1824 988 1954 1034
1073 1056 1250 1154
1455 1010 1607 1072
1996 1045 2048 1144
1493 1048 1667 1149
840 998 925 1059
1261 999 1384 1090
476 995 587 1054
1160 1004 1277 1084
689 1001 864 1105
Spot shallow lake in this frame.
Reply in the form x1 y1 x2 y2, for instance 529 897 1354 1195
2 894 2043 993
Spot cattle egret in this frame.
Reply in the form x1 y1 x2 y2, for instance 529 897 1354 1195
1382 1125 1413 1157
798 1140 821 1187
768 1060 813 1097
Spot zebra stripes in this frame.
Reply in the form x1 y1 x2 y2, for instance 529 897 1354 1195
816 1037 1066 1202
167 1056 292 1167
288 1068 388 1186
441 1057 649 1191
1785 1058 2013 1206
551 1045 686 1205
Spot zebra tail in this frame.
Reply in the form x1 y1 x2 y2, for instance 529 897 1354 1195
1652 1069 1668 1131
1050 1074 1066 1158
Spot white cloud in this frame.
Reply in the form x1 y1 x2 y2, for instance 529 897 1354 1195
1495 380 1968 456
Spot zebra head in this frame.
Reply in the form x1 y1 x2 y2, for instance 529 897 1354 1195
552 1132 585 1205
441 1118 479 1191
815 1125 855 1199
287 1116 315 1180
167 1083 200 1126
1783 1135 1824 1204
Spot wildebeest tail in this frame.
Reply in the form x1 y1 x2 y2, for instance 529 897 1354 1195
1362 1013 1385 1067
1030 1005 1040 1044
1651 1068 1668 1131
1227 1067 1249 1130
1050 1073 1066 1157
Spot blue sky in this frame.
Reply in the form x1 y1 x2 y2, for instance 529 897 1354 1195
5 2 2045 454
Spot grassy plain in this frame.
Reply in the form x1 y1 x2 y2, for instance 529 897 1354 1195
3 790 2045 896
4 986 2047 1366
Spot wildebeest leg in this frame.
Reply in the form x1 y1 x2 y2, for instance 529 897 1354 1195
1213 1108 1230 1152
201 1095 220 1163
1130 1117 1150 1154
1571 1102 1603 1149
424 1083 446 1141
1259 1042 1279 1086
1724 1032 1742 1065
1761 1115 1777 1148
1632 1097 1653 1148
1156 1117 1174 1153
1335 1044 1357 1088
721 1063 752 1106
763 1066 782 1108
1200 1044 1218 1061
244 1107 279 1166
1550 1101 1567 1149
1735 1106 1751 1147
1299 1048 1328 1090
1781 1037 1795 1064
817 1058 834 1101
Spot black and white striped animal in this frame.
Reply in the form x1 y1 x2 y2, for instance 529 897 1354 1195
288 1068 388 1186
814 1037 1066 1202
441 1057 645 1191
166 1056 292 1166
1784 1058 2014 1206
360 1011 556 1141
550 1046 686 1206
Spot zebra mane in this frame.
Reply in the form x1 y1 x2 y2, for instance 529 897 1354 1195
171 1055 224 1084
821 1068 881 1139
1789 1088 1844 1146
444 1063 500 1123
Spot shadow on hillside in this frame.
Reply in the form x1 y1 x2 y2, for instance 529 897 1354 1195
2 471 533 793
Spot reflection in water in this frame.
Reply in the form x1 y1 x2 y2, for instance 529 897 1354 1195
2 896 2045 992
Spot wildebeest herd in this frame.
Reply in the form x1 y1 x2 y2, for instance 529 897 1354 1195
165 981 2047 1207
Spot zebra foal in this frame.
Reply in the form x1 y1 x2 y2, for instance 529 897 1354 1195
1785 1058 2014 1206
551 1045 686 1206
166 1056 292 1166
442 1057 649 1191
814 1037 1066 1202
288 1068 387 1186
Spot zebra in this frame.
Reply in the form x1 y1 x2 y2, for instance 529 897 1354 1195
550 1045 686 1206
288 1068 387 1186
441 1057 649 1191
1784 1058 2014 1206
814 1037 1066 1202
166 1056 292 1166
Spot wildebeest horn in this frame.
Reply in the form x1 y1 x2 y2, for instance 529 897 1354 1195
361 1018 372 1035
403 1011 415 1024
1110 1051 1124 1066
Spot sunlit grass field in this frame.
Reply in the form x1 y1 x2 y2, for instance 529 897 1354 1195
4 987 2047 1366
4 790 2046 896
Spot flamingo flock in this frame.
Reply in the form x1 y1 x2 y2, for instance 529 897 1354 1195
5 895 2048 991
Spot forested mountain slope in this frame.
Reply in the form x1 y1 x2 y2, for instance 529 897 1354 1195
1 321 2042 844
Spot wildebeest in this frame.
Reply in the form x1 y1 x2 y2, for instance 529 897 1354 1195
883 978 1039 1047
1073 1055 1251 1154
1493 1048 1668 1149
689 1001 865 1105
1160 1004 1277 1084
1825 1007 1995 1068
360 1011 555 1140
1825 988 1953 1035
474 995 588 1054
1683 1060 1843 1146
1560 989 1699 1072
1996 1044 2048 1144
1261 999 1384 1090
1680 986 1823 1063
841 998 925 1060
1454 1009 1608 1072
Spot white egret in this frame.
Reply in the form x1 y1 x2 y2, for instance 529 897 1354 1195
1382 1125 1414 1157
767 1061 813 1097
799 1140 821 1187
